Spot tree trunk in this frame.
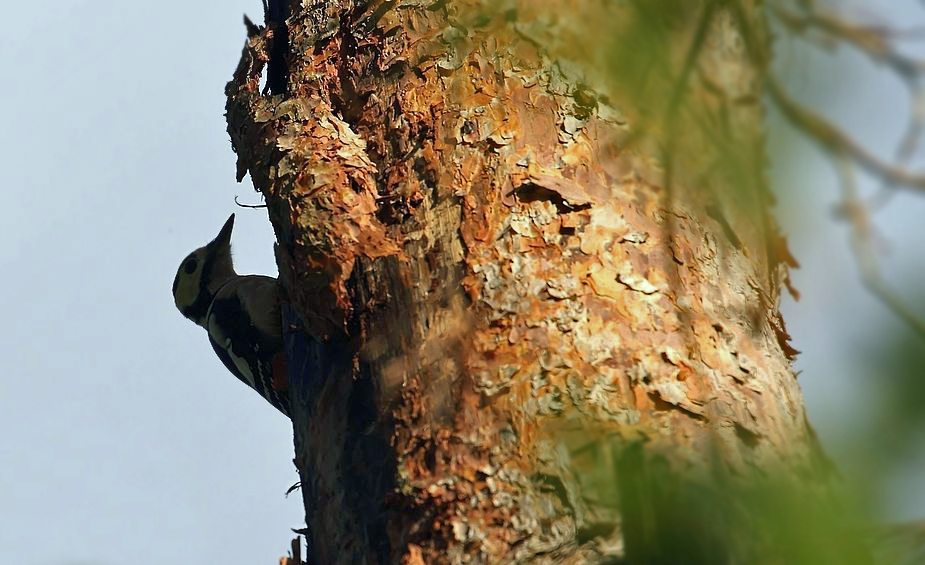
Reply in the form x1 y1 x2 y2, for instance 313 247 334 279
226 1 830 563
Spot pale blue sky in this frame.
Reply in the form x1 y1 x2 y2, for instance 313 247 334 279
1 1 923 563
1 2 300 564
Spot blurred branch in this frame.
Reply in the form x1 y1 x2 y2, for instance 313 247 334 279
766 75 925 191
765 2 925 340
773 6 925 79
772 2 925 206
834 156 925 339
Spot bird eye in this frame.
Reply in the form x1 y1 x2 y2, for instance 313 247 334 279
184 256 198 274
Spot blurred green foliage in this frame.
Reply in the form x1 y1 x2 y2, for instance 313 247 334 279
613 442 877 565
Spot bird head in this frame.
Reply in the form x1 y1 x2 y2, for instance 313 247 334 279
172 213 236 327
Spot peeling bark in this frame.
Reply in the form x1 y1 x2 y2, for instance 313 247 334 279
226 1 826 563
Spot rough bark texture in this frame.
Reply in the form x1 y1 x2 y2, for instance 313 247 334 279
226 1 822 563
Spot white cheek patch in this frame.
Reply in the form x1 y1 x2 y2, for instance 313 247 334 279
175 265 204 310
177 278 198 308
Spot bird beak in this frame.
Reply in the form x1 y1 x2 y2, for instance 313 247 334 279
214 213 235 248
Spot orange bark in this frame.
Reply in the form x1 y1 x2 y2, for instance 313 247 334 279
227 2 825 563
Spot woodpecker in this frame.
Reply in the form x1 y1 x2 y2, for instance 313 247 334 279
172 214 290 417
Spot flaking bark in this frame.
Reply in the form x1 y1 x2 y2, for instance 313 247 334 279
226 1 827 563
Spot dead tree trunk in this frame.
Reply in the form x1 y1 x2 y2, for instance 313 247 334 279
226 1 833 563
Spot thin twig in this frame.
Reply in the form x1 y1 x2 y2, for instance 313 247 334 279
765 1 925 338
767 75 925 192
772 6 925 80
835 156 925 338
772 1 925 208
235 195 268 208
870 88 925 209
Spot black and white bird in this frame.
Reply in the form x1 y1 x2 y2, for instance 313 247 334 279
172 214 290 417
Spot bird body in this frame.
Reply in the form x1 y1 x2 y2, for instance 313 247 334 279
172 214 290 417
